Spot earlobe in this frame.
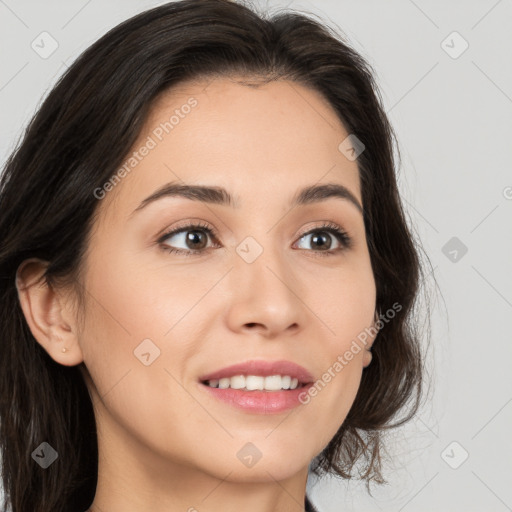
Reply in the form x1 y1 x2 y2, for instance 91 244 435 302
15 258 84 367
362 348 372 368
362 310 379 368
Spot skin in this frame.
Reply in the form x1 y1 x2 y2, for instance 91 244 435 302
16 76 377 512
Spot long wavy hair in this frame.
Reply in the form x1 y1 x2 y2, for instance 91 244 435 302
0 1 429 510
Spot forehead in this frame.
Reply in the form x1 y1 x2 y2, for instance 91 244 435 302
97 76 361 222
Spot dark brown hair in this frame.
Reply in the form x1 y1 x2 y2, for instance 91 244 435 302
0 1 428 510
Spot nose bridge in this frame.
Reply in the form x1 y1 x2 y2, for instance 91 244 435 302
226 230 303 333
236 229 290 290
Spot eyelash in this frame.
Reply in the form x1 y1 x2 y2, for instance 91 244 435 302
157 221 352 258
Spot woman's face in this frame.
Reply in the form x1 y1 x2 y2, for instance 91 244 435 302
75 77 377 482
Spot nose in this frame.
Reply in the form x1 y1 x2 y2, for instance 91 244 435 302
224 242 306 338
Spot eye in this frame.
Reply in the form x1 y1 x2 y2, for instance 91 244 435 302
294 221 352 256
158 221 219 257
157 220 352 257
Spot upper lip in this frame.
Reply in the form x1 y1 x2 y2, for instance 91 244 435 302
199 359 315 384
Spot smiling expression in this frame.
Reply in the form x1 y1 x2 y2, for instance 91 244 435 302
75 76 377 482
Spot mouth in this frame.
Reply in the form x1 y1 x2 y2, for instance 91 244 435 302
200 374 311 391
198 360 315 414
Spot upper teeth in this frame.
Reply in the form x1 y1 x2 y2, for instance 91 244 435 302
206 375 300 391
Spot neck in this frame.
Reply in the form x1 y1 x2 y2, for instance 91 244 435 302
88 396 310 512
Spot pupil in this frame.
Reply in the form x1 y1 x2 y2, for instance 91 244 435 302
187 230 206 249
313 232 330 250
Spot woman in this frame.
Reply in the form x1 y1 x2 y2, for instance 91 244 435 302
0 1 426 511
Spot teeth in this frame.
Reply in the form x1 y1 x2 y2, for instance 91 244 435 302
218 378 230 389
230 375 246 389
264 375 283 391
205 375 302 391
246 375 264 390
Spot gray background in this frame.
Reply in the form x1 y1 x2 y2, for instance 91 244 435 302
1 1 511 511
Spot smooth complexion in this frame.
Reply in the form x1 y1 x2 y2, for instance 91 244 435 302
16 77 377 512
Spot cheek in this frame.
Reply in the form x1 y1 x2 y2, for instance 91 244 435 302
89 246 225 339
77 285 205 465
77 248 217 418
314 258 376 346
301 262 376 428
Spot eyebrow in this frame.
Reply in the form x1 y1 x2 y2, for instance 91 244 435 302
130 181 363 216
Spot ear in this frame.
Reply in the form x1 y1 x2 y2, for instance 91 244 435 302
362 347 372 368
362 309 379 368
15 258 84 367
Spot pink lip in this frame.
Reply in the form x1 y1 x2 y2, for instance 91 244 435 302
198 359 315 384
199 384 313 414
198 359 315 414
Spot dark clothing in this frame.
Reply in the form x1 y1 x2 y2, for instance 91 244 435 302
305 494 320 512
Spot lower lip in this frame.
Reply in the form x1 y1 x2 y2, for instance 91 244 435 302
199 382 313 414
